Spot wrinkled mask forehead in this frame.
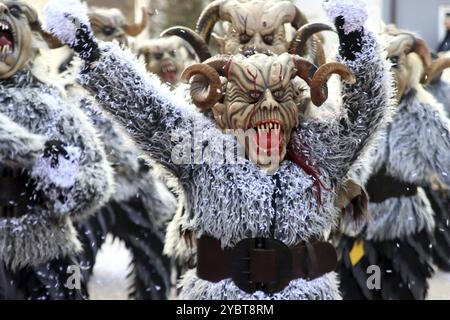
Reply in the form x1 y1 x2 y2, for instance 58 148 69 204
222 0 294 34
228 53 294 89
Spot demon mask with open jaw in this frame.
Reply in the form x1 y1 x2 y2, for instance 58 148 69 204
182 53 355 172
384 31 431 101
0 0 58 78
138 36 194 84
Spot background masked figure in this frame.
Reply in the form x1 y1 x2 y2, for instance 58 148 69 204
57 5 176 299
137 36 196 85
0 0 113 300
337 31 450 300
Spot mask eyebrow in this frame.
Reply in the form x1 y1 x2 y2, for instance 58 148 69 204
230 64 266 92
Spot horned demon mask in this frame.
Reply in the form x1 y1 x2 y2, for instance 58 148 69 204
384 30 431 101
89 7 149 46
138 36 194 84
162 0 330 66
0 0 60 79
182 52 355 171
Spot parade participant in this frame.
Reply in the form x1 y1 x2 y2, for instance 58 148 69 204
44 0 392 299
0 0 113 299
338 31 450 300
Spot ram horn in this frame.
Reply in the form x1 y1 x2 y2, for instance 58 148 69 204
161 27 212 62
310 62 356 106
182 55 231 110
289 23 335 66
195 0 225 44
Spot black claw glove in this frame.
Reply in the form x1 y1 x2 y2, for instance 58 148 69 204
44 140 70 168
67 15 100 64
335 16 364 61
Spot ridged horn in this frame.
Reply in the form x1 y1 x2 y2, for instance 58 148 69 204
289 23 335 65
182 55 231 110
310 62 356 106
195 0 225 44
161 27 212 62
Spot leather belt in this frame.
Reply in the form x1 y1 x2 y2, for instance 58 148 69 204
197 235 337 294
366 166 418 203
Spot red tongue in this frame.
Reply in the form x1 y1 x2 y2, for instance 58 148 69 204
162 71 177 83
0 36 11 46
256 129 283 157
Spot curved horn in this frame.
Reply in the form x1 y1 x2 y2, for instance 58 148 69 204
161 27 212 62
291 55 318 86
414 37 432 70
424 56 450 84
388 33 431 68
124 7 150 37
182 55 231 110
289 23 335 66
310 62 356 106
195 0 225 44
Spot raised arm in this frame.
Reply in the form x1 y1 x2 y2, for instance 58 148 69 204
294 0 393 184
43 0 213 176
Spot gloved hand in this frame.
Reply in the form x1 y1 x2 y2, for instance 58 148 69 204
44 140 70 168
43 0 100 64
323 0 368 60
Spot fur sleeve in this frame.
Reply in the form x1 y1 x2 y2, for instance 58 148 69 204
294 31 394 185
78 43 215 177
0 113 45 167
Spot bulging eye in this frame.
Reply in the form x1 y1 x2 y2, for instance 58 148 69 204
103 27 116 36
272 90 284 101
263 34 274 45
9 4 22 18
248 90 262 102
239 33 251 44
153 52 163 60
169 50 176 57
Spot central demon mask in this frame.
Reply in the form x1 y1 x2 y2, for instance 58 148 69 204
182 53 355 171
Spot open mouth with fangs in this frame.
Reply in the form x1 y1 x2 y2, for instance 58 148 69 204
160 61 178 83
0 20 15 59
252 120 285 158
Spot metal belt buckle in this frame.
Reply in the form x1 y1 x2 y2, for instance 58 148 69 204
231 237 292 294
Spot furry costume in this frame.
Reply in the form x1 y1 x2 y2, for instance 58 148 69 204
424 75 450 271
338 48 450 299
57 2 175 299
0 68 113 299
44 0 392 299
68 89 175 299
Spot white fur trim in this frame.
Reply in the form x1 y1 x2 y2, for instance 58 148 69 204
43 0 90 46
323 0 367 34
